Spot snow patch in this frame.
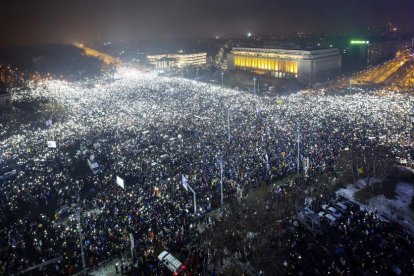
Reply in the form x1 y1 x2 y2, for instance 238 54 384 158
336 180 414 232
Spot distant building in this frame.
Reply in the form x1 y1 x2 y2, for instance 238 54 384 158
148 57 176 69
0 91 11 108
146 52 207 69
367 40 399 65
227 47 341 83
347 40 399 69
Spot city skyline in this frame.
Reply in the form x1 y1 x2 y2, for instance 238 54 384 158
1 0 413 46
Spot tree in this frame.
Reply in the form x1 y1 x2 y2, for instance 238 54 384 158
336 142 396 188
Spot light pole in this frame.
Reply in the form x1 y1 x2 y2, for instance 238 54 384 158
196 67 199 79
188 184 197 214
409 118 412 147
227 110 231 143
297 127 301 174
181 175 197 213
221 71 224 86
309 62 313 87
218 156 224 207
253 76 257 93
75 208 87 275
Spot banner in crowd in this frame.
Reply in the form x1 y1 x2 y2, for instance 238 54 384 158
181 175 189 191
47 141 57 148
129 233 134 249
45 119 53 127
116 176 125 189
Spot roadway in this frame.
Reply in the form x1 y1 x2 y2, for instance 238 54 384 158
74 43 122 66
351 49 414 89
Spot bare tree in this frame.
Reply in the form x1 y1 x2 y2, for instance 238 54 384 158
336 142 395 188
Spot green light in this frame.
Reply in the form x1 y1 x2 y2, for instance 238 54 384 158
350 40 369 45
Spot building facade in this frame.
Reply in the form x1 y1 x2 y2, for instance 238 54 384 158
227 47 341 83
367 40 399 65
347 40 400 69
147 53 207 69
0 92 11 108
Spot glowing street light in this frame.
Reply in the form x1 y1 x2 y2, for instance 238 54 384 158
247 32 252 37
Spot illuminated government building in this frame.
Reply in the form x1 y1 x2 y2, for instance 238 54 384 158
227 47 341 83
147 52 207 69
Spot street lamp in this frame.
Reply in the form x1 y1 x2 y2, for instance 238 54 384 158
74 207 87 275
253 76 257 93
408 109 414 148
217 156 224 207
227 110 231 143
221 71 224 86
297 126 302 174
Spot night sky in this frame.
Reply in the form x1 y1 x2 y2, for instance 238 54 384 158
1 0 413 46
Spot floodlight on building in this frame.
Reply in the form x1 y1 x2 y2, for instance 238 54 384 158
350 40 369 45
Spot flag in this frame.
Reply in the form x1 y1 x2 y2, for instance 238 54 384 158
275 99 284 105
211 178 217 187
129 233 135 249
181 175 189 191
116 176 125 189
237 186 243 199
303 157 310 174
45 119 52 127
47 141 57 148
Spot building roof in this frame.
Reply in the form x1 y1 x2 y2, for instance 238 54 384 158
232 46 339 55
158 57 176 62
230 47 340 61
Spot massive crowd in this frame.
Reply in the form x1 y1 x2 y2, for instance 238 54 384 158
0 67 413 274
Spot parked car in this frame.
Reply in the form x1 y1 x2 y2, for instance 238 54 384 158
322 205 342 218
326 206 342 218
324 213 337 224
158 251 186 275
335 202 348 213
318 211 337 224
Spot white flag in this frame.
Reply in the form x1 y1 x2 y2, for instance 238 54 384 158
116 176 125 189
45 119 52 127
237 186 243 199
129 233 135 249
265 153 270 171
181 175 189 191
47 141 57 148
